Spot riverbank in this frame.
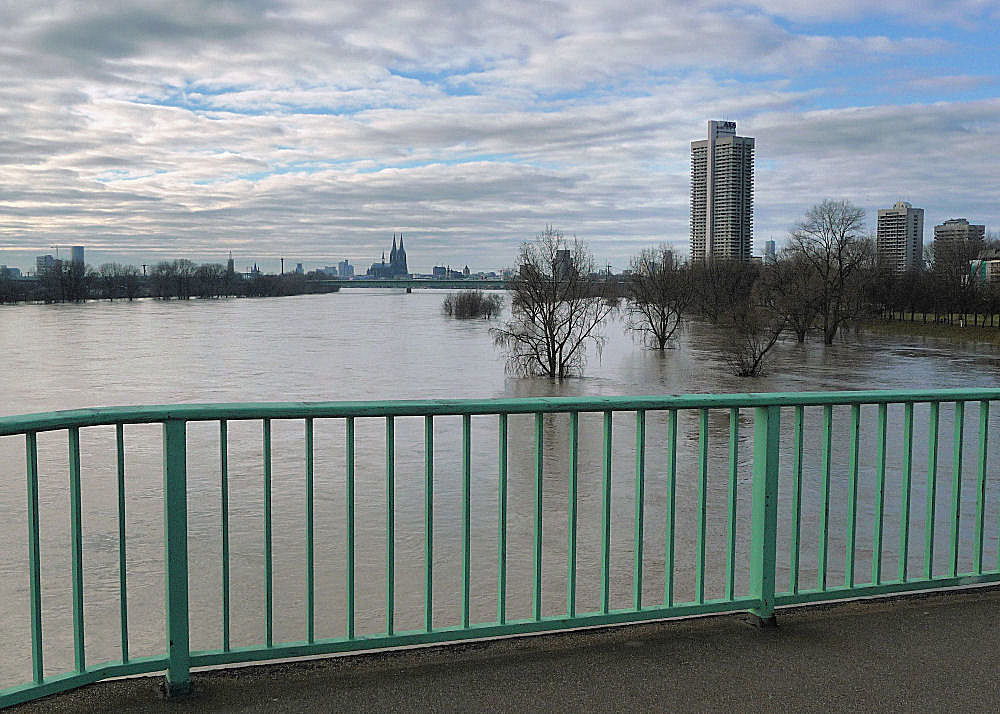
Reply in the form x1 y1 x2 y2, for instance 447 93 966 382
860 318 1000 345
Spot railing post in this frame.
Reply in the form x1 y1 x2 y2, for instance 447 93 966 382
749 405 780 627
163 419 191 696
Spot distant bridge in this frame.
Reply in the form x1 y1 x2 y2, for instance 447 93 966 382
315 278 507 290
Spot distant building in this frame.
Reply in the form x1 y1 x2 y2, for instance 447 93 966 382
463 265 470 276
226 252 236 277
555 249 573 279
338 259 354 278
295 263 304 275
367 234 409 278
71 246 84 265
1 265 21 279
763 240 776 264
935 218 986 244
690 120 754 262
321 265 339 276
877 201 924 274
935 218 986 269
36 254 58 275
970 258 1000 284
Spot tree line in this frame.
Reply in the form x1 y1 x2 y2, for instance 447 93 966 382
492 201 1000 379
0 260 333 304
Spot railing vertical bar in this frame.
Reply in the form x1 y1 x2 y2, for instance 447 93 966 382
25 432 43 684
949 401 965 577
346 416 356 640
220 420 230 652
818 404 833 590
749 406 780 622
695 408 709 604
633 410 646 611
899 403 914 582
305 418 315 644
925 402 940 580
601 411 612 614
974 401 989 574
790 406 804 595
497 413 508 625
424 415 434 632
726 407 739 601
263 418 272 648
533 412 544 621
462 414 473 628
845 404 860 588
665 409 678 607
386 416 395 636
68 427 85 672
116 424 129 662
163 419 191 695
872 403 888 585
567 412 579 618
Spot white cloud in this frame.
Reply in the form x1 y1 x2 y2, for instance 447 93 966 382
0 1 996 271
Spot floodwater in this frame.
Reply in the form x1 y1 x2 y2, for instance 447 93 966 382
2 290 999 686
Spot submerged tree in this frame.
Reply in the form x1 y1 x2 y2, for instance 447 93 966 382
758 251 820 343
719 298 786 377
624 246 690 349
491 227 615 378
442 290 504 319
787 199 874 344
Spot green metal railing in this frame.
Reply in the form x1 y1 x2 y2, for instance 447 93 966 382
1 389 999 707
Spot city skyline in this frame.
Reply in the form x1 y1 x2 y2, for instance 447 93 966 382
0 2 998 272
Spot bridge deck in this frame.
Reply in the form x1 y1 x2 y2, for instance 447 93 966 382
14 586 1000 712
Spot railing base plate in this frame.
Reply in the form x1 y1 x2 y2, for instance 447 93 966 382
160 679 193 699
743 613 778 629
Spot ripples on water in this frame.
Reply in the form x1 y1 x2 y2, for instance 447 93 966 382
2 291 999 684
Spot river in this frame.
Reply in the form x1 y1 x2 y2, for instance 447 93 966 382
2 290 999 685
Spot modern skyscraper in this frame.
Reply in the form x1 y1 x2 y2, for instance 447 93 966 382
690 120 754 261
764 239 776 264
71 245 84 265
876 201 924 274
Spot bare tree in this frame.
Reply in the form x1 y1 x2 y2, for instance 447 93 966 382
491 227 615 378
787 199 874 344
689 258 759 323
624 246 690 349
443 290 503 319
758 251 820 343
720 301 786 377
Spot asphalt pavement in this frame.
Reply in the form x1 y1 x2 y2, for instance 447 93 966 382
11 586 1000 713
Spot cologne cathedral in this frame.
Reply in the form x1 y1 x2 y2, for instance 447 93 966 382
366 234 409 278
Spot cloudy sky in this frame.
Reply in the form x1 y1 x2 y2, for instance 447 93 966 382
1 1 997 273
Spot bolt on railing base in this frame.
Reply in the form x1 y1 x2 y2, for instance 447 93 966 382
743 613 778 629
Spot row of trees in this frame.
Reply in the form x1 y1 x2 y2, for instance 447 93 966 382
494 200 994 379
0 260 327 303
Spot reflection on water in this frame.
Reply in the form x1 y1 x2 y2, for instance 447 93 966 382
2 291 999 685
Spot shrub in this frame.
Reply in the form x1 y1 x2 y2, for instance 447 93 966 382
443 290 504 319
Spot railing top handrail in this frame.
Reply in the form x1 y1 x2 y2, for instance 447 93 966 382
2 388 999 436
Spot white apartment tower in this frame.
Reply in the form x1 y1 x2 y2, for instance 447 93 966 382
876 201 924 274
690 120 754 261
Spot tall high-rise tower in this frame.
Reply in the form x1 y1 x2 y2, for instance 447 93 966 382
877 201 924 274
690 120 755 261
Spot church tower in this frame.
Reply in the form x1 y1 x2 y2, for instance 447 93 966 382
395 234 408 275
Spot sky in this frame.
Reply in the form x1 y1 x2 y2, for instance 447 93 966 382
1 1 998 274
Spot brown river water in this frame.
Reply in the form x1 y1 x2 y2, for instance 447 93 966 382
2 290 999 686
